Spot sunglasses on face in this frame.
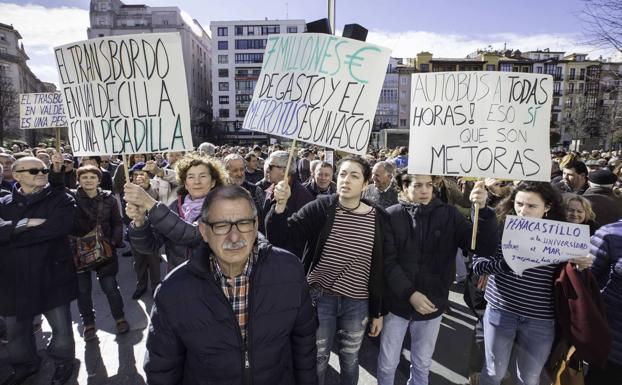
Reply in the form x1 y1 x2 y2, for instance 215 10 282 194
15 168 49 175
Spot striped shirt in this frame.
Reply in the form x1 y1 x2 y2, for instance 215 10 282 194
210 249 257 343
473 245 556 320
308 205 376 299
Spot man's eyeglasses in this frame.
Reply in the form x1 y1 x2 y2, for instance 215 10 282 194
204 218 257 235
14 168 49 175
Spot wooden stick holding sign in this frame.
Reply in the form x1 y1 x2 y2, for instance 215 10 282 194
55 127 61 153
122 154 131 183
283 140 297 183
471 202 480 250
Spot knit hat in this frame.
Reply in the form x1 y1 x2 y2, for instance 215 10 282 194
128 162 147 175
588 169 618 185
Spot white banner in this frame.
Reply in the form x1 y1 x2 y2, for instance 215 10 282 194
242 33 391 155
408 72 553 181
501 215 590 276
19 92 67 129
54 33 192 156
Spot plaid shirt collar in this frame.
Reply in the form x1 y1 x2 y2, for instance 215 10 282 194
210 245 258 282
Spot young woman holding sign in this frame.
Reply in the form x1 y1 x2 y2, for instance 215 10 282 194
472 182 592 385
266 156 387 385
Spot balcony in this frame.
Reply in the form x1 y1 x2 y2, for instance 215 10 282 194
553 90 563 96
578 74 585 80
567 74 575 80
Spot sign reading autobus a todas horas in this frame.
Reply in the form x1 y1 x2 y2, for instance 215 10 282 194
408 72 553 181
501 215 590 276
19 92 67 129
242 33 391 156
53 33 192 156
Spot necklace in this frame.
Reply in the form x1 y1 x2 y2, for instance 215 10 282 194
339 200 361 212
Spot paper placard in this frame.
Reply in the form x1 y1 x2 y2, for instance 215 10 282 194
324 150 334 167
54 33 193 156
242 33 391 156
408 72 552 181
501 215 590 275
19 92 67 129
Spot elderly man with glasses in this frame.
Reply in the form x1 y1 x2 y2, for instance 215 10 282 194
0 157 78 385
143 185 317 385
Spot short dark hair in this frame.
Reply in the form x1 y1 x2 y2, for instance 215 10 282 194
200 185 258 223
336 156 372 183
244 153 257 162
563 160 588 177
76 165 102 181
316 161 333 172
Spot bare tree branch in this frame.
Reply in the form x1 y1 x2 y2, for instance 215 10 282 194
581 0 622 53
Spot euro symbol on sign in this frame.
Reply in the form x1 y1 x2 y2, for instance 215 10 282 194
345 46 381 84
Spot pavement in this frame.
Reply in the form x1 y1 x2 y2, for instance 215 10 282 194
0 246 479 385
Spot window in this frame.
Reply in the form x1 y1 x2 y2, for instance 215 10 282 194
553 98 559 106
218 82 229 91
579 83 584 91
219 95 229 104
0 33 6 41
235 26 244 35
236 80 257 91
235 39 267 50
536 67 543 74
400 119 407 127
236 94 253 103
522 67 530 73
500 63 513 72
218 69 229 78
568 83 574 93
261 25 280 35
235 53 264 63
486 64 496 71
217 41 228 50
287 26 298 33
219 109 230 118
0 47 6 54
419 63 429 72
217 27 228 36
218 55 228 64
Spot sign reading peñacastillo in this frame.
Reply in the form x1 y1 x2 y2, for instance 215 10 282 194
54 33 193 156
242 33 391 155
501 215 590 276
19 92 67 129
408 72 553 181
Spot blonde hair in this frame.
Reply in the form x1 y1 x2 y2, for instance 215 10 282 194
564 194 596 222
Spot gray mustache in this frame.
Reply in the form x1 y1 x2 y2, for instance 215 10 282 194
223 240 247 250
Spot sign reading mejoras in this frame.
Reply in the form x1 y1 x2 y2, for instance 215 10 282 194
408 72 553 181
242 33 391 156
19 92 67 129
54 33 192 156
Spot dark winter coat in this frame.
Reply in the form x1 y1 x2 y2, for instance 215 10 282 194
129 199 203 268
0 184 78 320
265 194 388 318
383 199 499 320
583 186 622 227
144 241 318 385
302 179 336 198
71 187 123 276
590 219 622 365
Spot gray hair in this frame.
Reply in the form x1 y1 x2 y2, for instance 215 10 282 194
309 159 322 175
200 185 258 223
198 142 216 156
266 150 296 175
223 153 245 170
375 160 395 176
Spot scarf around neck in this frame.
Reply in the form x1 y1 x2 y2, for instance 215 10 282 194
180 195 205 223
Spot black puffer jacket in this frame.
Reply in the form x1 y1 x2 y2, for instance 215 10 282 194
71 188 123 276
265 194 388 318
0 184 77 319
383 198 499 320
129 199 202 268
144 241 318 385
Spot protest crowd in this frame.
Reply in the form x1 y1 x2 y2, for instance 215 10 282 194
0 138 620 385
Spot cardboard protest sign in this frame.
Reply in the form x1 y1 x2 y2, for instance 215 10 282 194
324 150 334 167
408 72 553 181
54 33 192 156
19 92 67 129
501 215 590 275
242 33 391 156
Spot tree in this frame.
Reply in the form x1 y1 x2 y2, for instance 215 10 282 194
581 0 622 53
613 129 622 146
562 95 597 140
0 72 19 147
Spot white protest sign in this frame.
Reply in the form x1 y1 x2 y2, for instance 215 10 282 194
501 215 590 276
408 72 553 181
54 33 192 156
242 33 391 156
19 92 67 129
324 150 334 167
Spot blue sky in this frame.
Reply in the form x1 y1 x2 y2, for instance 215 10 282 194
1 0 619 84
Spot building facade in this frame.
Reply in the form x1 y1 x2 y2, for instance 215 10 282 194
88 0 212 144
0 23 55 146
209 19 305 143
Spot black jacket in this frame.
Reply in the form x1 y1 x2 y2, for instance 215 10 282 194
144 241 318 385
129 199 203 268
0 184 77 319
265 194 388 318
583 186 622 227
383 199 499 320
71 187 123 276
302 180 336 198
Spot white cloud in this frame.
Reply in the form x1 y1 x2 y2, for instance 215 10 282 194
365 29 618 61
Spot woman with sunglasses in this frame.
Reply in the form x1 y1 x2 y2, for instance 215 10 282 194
71 165 127 341
125 153 227 271
267 155 387 385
